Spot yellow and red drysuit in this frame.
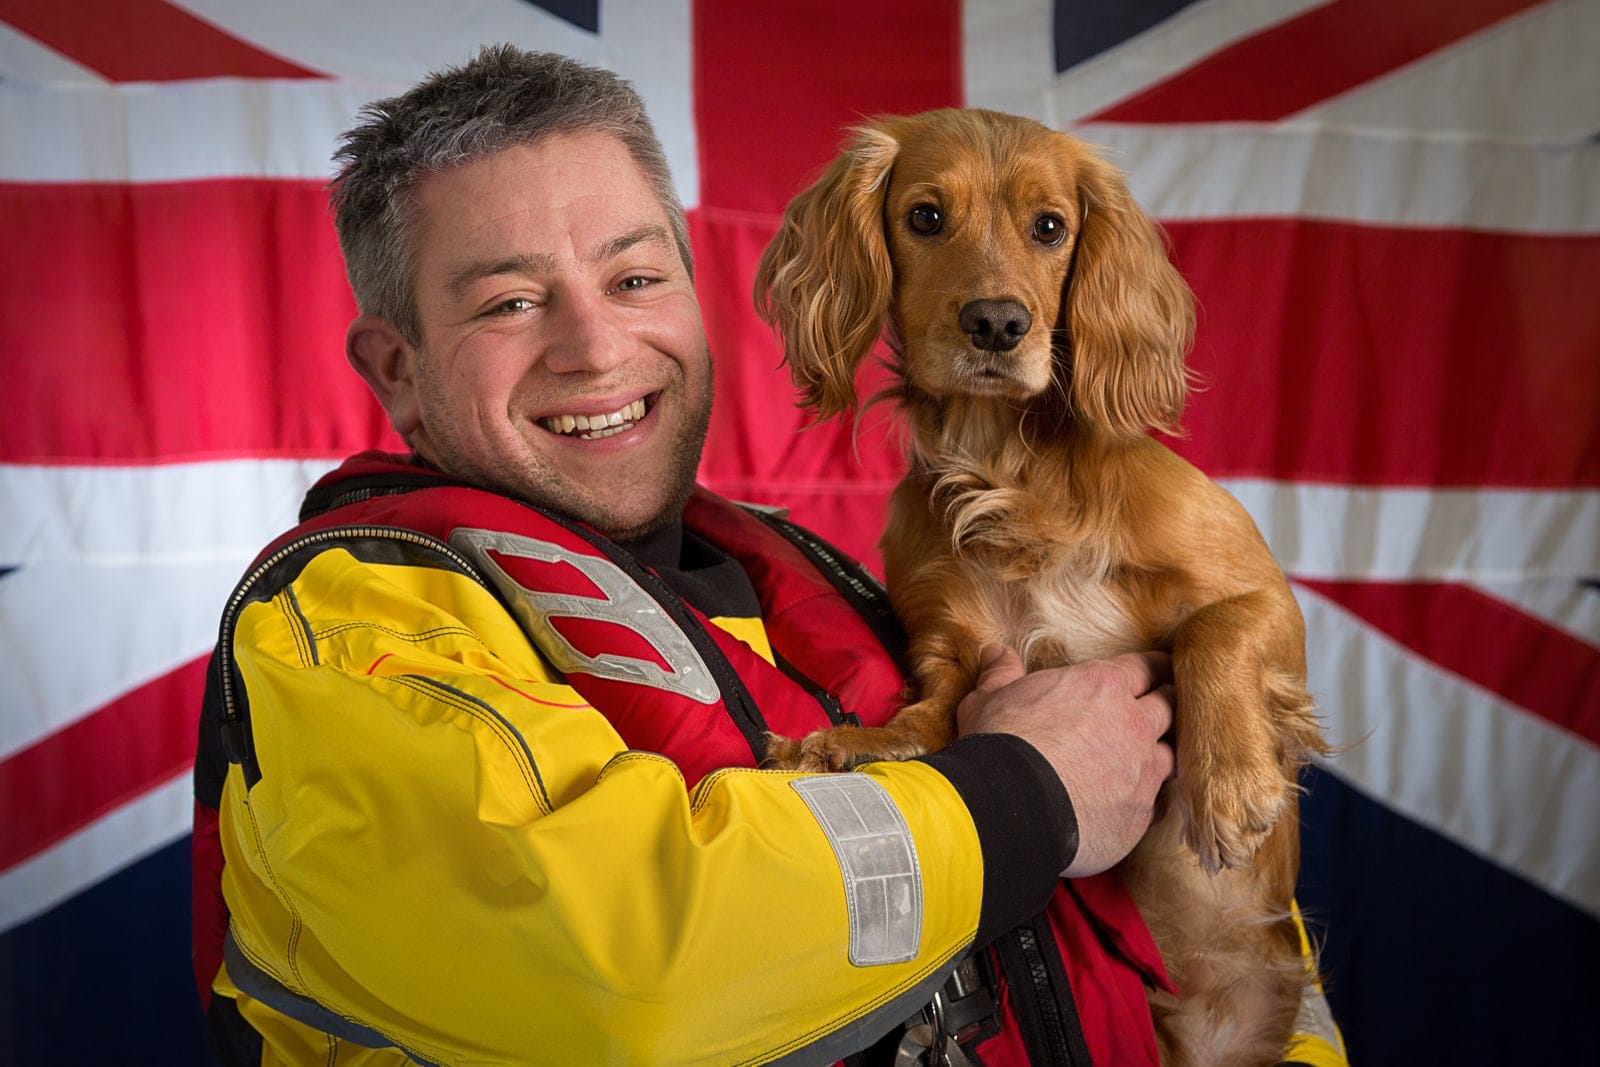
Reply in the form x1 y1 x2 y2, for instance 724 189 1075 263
192 452 1345 1066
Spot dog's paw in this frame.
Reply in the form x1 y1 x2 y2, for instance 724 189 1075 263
791 728 880 773
760 732 805 770
763 726 930 773
760 729 872 772
1177 760 1291 874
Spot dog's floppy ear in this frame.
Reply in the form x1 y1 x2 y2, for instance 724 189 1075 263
754 122 900 420
1063 150 1195 438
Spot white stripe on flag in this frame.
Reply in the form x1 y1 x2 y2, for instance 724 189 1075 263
12 465 1594 584
173 0 602 82
1073 123 1600 234
0 772 192 934
0 558 247 759
1304 586 1600 919
1220 480 1600 584
0 78 385 183
1 459 337 564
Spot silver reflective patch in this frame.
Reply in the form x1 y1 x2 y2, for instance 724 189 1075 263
1295 982 1343 1050
791 775 922 966
450 527 718 704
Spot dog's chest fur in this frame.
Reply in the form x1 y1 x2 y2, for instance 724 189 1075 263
954 538 1146 671
922 453 1154 669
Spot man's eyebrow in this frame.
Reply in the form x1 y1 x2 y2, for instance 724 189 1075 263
443 226 674 300
444 253 557 300
594 224 674 263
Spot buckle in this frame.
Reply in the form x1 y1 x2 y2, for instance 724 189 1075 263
893 956 1000 1065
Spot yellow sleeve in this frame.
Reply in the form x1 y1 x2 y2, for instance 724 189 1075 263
218 545 985 1065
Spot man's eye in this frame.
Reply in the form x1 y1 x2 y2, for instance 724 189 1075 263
613 275 655 292
490 297 537 314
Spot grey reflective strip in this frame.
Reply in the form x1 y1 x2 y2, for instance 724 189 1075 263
450 526 718 703
1295 982 1343 1050
792 774 922 966
223 931 441 1066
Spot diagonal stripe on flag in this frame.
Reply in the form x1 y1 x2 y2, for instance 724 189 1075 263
0 0 324 81
1301 579 1600 744
1086 0 1546 122
0 659 207 871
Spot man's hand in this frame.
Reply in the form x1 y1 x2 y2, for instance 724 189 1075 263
957 646 1175 878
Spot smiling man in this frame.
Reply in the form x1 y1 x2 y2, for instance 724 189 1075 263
191 46 1188 1066
348 134 713 541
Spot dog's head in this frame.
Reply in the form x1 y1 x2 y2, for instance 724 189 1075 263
755 108 1193 438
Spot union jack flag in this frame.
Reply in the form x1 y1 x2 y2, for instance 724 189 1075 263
2 1 1595 1062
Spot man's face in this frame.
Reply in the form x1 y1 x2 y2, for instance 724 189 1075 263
375 133 711 540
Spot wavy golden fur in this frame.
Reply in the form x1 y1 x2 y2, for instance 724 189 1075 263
754 108 1329 1067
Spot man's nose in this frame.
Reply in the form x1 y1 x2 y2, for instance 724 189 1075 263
540 290 632 375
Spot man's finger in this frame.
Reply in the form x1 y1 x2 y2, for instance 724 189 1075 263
1153 739 1176 784
1141 683 1176 739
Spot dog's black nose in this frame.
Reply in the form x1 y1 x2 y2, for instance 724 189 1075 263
959 299 1032 352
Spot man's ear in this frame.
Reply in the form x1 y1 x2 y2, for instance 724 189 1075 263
347 314 422 438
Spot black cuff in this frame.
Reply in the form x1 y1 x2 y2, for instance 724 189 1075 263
917 733 1078 948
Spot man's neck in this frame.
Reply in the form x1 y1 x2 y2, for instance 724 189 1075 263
617 520 684 571
407 450 687 568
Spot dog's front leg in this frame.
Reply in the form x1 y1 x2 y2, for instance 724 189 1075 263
1168 590 1313 874
764 626 978 773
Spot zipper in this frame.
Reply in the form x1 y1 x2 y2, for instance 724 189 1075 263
218 504 775 768
993 918 1091 1067
217 525 488 764
1016 923 1074 1064
298 471 452 522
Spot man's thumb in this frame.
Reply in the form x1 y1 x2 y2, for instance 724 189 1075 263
971 645 1025 691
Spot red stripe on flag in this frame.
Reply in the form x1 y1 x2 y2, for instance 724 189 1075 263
0 656 207 870
0 180 400 464
690 0 960 570
1300 579 1600 747
1087 0 1545 123
0 0 323 82
1167 219 1600 488
692 0 961 217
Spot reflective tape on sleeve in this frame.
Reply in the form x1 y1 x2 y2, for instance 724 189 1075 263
791 774 922 966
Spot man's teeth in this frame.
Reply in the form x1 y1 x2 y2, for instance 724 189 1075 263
541 398 648 439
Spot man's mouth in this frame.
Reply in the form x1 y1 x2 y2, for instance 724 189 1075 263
538 398 648 440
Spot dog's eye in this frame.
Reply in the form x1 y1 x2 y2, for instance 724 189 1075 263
907 204 942 236
1032 214 1066 246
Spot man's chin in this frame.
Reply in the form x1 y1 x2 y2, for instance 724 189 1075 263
581 500 685 543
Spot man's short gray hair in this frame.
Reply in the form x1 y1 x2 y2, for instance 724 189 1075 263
329 44 692 344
